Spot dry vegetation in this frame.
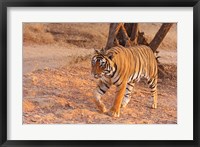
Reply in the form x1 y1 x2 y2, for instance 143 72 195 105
23 23 177 124
23 23 109 48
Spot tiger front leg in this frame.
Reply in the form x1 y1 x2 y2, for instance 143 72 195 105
93 80 111 113
108 82 126 117
94 90 107 113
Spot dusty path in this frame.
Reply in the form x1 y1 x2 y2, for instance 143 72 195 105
23 45 93 74
23 54 177 124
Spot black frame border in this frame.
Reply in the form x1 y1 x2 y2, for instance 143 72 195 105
0 0 199 147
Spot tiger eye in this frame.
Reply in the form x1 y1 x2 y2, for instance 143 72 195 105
102 63 106 68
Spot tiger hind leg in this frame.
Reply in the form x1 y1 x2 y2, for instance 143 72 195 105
148 77 158 109
121 82 135 108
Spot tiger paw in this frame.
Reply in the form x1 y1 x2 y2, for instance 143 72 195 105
108 108 120 117
95 101 107 113
152 103 157 109
99 105 107 113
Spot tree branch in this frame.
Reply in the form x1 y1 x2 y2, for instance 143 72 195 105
149 23 173 52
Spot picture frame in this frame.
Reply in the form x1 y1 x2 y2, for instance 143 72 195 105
0 0 199 146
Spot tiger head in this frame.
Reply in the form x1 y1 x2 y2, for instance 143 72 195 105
91 48 115 79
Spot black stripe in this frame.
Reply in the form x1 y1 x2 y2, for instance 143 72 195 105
150 89 156 92
104 83 109 89
135 72 140 80
111 63 117 78
116 81 123 87
125 94 130 97
104 62 109 70
114 50 120 54
113 76 120 85
104 61 111 74
149 85 156 89
147 80 151 85
148 78 155 85
98 86 106 94
126 88 131 92
128 83 134 87
151 90 156 94
131 74 136 81
130 74 134 81
136 52 143 80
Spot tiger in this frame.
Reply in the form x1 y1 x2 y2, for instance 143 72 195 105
91 45 158 117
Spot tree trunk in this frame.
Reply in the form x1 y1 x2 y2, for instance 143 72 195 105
124 23 134 37
105 23 132 50
105 23 122 50
105 23 173 53
116 23 148 46
130 23 139 45
105 23 126 50
149 23 173 52
119 24 131 47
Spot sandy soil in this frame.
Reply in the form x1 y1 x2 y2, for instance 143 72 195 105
23 23 177 124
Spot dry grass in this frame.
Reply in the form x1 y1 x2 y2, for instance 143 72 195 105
23 23 176 50
23 23 109 48
23 23 55 45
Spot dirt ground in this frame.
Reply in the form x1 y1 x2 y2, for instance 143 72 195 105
23 23 177 124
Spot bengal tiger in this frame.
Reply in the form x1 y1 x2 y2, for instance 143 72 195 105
91 45 158 117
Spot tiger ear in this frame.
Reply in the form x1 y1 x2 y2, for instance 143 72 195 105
100 47 106 54
94 48 106 55
94 48 101 54
107 52 114 60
